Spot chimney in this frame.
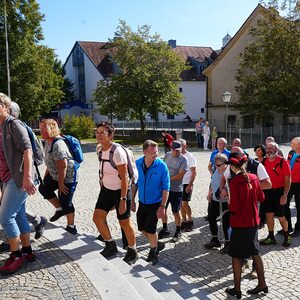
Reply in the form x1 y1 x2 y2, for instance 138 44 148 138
168 39 177 48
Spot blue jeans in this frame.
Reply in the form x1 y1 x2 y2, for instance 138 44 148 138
0 178 30 238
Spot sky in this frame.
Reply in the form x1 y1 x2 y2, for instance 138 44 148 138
37 0 262 62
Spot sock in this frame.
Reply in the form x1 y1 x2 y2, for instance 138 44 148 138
212 235 218 241
128 244 136 250
22 246 33 254
67 224 75 228
284 230 290 237
56 207 62 212
12 250 22 257
268 231 274 238
176 226 181 233
105 239 113 243
163 223 168 230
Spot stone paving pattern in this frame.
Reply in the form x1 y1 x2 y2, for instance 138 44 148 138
2 144 300 299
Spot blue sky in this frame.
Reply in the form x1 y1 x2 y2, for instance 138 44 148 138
38 0 261 62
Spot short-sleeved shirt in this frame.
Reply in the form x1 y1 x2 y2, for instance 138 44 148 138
44 139 77 184
209 149 230 167
0 127 11 183
224 160 269 181
264 156 291 188
211 169 228 202
99 144 127 191
164 152 187 192
182 151 197 185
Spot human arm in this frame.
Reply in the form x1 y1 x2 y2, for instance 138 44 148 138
116 163 129 215
208 162 213 176
260 178 272 190
280 175 291 205
171 169 186 181
131 184 138 212
157 190 169 219
185 166 196 193
56 159 69 195
22 149 37 195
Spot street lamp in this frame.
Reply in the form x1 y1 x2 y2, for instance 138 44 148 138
222 91 231 141
4 0 11 97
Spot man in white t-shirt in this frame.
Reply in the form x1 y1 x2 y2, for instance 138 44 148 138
179 139 197 231
93 122 138 265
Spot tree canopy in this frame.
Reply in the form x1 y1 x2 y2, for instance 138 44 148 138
92 20 188 133
0 0 64 120
235 0 300 122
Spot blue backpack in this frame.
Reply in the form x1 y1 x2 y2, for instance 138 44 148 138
50 135 84 165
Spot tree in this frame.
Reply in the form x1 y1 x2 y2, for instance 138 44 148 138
0 0 64 121
92 20 188 133
235 0 300 123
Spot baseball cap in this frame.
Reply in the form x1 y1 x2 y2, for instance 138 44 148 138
171 140 182 150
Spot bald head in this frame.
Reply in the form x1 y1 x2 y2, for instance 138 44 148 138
291 137 300 153
230 146 244 157
232 138 241 147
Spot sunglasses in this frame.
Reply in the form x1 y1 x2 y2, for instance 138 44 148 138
215 163 224 167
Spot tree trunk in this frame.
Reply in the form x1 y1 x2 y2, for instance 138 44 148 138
139 112 146 136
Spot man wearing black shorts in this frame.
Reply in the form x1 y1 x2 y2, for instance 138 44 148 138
159 140 187 242
260 142 292 247
132 140 170 264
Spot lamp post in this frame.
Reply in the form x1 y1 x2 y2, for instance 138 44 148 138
4 0 11 97
222 91 231 141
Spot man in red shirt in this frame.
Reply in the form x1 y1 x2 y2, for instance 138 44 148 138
161 130 174 154
260 142 292 247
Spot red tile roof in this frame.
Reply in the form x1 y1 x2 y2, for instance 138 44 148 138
77 41 217 81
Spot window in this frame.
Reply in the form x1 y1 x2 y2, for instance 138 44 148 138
228 115 236 127
167 114 175 120
243 115 254 128
201 108 205 113
179 87 183 92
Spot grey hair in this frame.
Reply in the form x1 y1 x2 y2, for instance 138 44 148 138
10 101 20 118
0 92 11 108
214 153 228 163
179 138 187 145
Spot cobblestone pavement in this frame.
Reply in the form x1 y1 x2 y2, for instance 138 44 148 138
5 144 300 299
0 231 101 299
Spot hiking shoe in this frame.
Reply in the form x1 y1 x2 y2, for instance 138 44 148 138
96 234 104 242
283 234 291 247
65 225 77 235
204 239 221 249
50 210 65 222
181 222 188 230
0 242 10 253
123 247 138 265
158 228 170 239
260 236 276 246
100 241 118 259
185 221 194 232
171 232 181 243
220 241 230 254
0 253 26 276
146 250 159 265
23 252 36 263
34 216 48 239
157 241 165 253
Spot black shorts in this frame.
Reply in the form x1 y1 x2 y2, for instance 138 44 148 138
95 186 131 220
38 173 76 214
182 184 192 201
229 227 259 259
137 202 161 234
166 191 182 213
264 188 285 217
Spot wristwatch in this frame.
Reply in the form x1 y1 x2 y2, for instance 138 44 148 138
120 197 127 201
160 204 166 208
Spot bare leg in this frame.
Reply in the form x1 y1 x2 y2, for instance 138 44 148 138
232 257 242 291
93 209 111 240
119 218 136 247
252 255 267 288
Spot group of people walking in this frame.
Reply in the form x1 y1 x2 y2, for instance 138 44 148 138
195 117 218 150
2 91 300 299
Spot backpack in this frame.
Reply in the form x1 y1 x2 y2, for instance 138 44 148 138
98 143 137 185
262 157 284 176
9 119 44 183
50 135 84 165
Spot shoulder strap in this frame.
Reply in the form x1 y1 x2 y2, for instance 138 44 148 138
280 157 284 169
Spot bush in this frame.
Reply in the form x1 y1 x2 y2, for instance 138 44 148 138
62 114 95 139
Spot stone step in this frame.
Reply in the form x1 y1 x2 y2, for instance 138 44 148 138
41 224 143 300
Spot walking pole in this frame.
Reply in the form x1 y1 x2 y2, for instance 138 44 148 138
216 176 230 248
